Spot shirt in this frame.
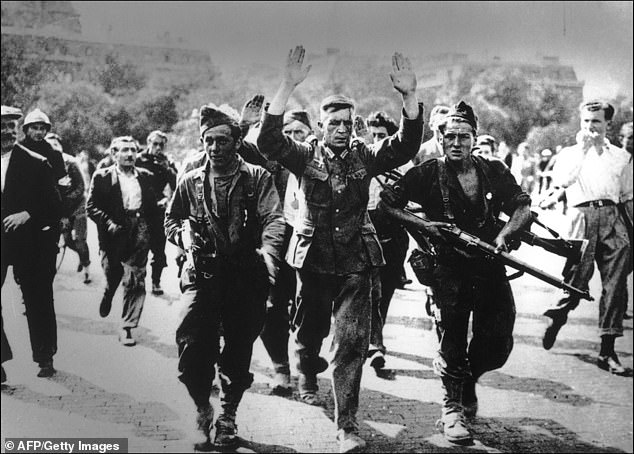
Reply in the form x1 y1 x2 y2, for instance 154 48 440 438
1 151 12 193
620 156 633 203
552 139 631 206
116 168 142 210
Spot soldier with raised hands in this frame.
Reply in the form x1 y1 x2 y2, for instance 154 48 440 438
257 45 423 453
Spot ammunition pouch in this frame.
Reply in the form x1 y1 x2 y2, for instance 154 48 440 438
408 247 437 286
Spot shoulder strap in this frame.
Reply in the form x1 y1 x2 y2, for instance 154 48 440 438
436 157 455 221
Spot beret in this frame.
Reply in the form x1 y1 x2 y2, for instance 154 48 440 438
445 100 478 131
200 103 240 137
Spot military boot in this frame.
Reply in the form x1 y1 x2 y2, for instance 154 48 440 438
193 403 214 452
214 391 242 448
438 377 472 444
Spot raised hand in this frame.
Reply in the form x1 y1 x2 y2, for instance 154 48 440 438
353 115 372 142
389 52 417 96
283 45 312 88
240 94 265 127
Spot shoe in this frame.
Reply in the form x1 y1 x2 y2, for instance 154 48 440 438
82 266 91 284
369 350 386 371
597 354 626 375
151 283 164 296
99 292 113 318
37 360 56 378
214 414 238 448
298 373 321 406
194 404 214 452
119 328 136 346
437 412 472 444
624 311 633 320
542 312 567 350
462 379 478 418
77 264 83 272
337 429 366 453
271 372 293 396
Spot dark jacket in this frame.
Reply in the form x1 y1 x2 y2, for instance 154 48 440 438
1 144 62 267
257 108 424 274
19 137 67 181
86 165 160 252
165 156 285 265
61 153 86 217
135 151 178 203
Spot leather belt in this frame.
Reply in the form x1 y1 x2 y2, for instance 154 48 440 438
574 199 615 208
124 209 142 217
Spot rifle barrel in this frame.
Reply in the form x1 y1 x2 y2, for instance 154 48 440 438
441 226 593 301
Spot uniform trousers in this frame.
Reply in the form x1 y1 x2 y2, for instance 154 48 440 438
293 269 372 432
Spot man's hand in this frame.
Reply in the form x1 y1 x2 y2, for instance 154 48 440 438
493 234 509 254
2 211 31 232
421 220 453 242
240 94 265 127
576 130 602 152
282 45 312 88
389 52 417 96
353 115 372 143
258 249 279 285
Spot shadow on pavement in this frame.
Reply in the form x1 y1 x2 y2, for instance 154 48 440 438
566 353 634 378
56 314 179 359
514 333 633 358
1 370 185 442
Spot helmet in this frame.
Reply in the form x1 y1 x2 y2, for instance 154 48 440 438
22 108 52 132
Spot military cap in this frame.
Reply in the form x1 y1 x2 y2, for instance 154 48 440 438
446 101 478 132
1 105 23 120
199 103 240 137
320 95 355 113
283 109 312 129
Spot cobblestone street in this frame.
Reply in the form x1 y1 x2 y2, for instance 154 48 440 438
2 210 632 453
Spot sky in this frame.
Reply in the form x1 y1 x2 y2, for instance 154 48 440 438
72 1 633 99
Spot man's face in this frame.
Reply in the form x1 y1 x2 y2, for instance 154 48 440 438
147 136 167 155
283 120 311 143
579 108 609 140
440 119 475 163
620 125 633 155
320 108 353 151
1 117 19 152
369 126 389 144
202 124 238 172
113 142 138 169
26 123 48 142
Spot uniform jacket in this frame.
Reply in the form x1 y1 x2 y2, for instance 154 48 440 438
257 108 424 274
1 144 62 266
86 165 160 252
165 156 285 265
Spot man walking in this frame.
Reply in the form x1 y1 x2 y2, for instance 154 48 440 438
87 136 160 346
257 45 423 452
1 105 62 381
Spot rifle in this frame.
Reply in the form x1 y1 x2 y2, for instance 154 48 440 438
375 170 592 301
438 224 592 301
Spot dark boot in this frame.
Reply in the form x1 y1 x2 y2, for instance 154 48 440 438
462 377 478 418
193 403 214 451
438 377 472 444
214 391 242 448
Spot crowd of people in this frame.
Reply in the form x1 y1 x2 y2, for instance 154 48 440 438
1 44 632 453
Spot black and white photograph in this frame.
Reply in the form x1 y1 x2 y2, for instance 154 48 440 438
1 1 632 453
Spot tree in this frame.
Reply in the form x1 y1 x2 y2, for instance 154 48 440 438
126 90 180 142
1 36 49 108
36 81 114 156
94 53 147 97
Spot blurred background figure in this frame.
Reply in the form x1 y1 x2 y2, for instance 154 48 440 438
413 105 449 165
472 134 497 159
537 148 554 195
46 133 91 284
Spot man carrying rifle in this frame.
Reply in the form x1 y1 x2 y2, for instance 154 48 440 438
379 101 532 444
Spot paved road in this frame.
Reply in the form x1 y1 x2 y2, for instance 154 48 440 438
2 209 632 453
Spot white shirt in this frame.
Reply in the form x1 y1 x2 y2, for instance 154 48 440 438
116 168 142 210
552 139 630 207
1 151 12 193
